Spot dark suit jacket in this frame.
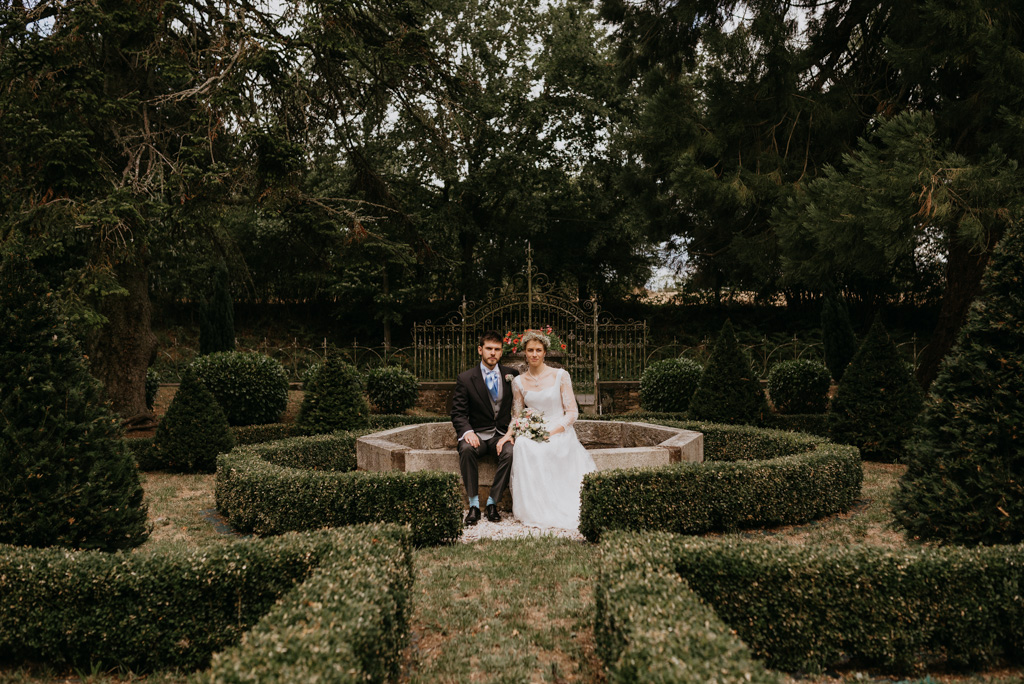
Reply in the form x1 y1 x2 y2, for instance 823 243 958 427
451 364 519 440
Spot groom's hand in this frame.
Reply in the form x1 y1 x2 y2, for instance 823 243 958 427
463 431 481 448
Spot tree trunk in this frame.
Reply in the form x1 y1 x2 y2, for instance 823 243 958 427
87 260 158 418
915 232 998 389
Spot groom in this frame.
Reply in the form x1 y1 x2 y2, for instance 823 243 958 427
451 330 518 525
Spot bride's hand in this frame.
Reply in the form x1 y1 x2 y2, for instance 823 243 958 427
496 434 514 452
549 425 564 436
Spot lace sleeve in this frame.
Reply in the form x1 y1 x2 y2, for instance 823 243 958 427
556 369 578 429
510 376 524 434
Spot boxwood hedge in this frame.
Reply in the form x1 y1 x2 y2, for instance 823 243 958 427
217 442 463 546
0 525 411 678
613 532 1024 674
579 422 862 542
595 531 782 684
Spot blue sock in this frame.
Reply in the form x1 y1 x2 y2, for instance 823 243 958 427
486 497 495 506
469 495 479 509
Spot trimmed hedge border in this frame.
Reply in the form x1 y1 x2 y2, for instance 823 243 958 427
579 421 862 542
601 531 1024 675
0 525 411 679
216 440 462 547
596 531 781 683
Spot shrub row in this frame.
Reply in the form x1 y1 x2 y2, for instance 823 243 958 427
231 432 364 472
595 531 782 683
204 524 413 682
579 423 862 542
0 528 382 672
216 448 463 547
666 534 1024 674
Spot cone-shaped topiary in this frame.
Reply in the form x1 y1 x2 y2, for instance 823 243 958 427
639 357 704 412
0 255 149 551
198 262 235 355
821 294 858 381
895 225 1024 545
690 320 768 425
829 315 923 462
296 354 369 434
153 370 235 473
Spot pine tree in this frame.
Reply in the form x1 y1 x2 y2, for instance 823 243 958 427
895 224 1024 545
829 315 924 462
0 256 149 551
153 371 235 473
199 262 235 355
821 294 857 381
689 320 767 425
296 354 369 434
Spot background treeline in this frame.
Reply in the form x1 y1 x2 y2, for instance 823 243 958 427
1 0 1021 416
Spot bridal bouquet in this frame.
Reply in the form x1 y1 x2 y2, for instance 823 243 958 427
512 407 550 442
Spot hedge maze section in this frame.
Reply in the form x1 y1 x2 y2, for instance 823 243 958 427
0 526 412 681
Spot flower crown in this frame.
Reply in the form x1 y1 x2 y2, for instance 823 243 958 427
502 326 567 353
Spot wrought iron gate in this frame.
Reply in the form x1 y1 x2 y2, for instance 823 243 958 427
412 245 647 410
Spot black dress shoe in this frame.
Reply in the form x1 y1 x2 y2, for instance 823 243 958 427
465 506 481 526
485 503 501 523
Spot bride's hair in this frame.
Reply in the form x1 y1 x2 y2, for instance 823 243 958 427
520 329 550 350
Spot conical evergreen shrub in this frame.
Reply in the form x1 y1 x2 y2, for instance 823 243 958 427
895 225 1024 545
153 371 235 473
0 256 149 551
821 294 857 381
828 315 923 462
199 262 235 355
689 320 767 425
296 354 369 434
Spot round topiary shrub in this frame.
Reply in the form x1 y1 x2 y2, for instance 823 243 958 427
366 366 420 414
829 315 924 462
639 358 704 412
0 255 149 551
767 359 831 414
690 320 768 425
191 351 288 426
296 355 369 434
153 371 235 473
145 368 160 411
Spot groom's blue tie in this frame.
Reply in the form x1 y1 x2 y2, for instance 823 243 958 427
485 370 499 401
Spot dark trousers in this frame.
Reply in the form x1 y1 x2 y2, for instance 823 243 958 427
458 433 514 505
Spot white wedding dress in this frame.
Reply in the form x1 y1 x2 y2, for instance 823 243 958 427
510 368 596 531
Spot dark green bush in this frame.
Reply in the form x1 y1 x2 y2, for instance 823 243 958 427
366 366 420 414
589 411 690 423
579 422 862 542
191 351 288 426
763 413 830 437
125 437 159 471
690 320 768 425
152 371 235 473
0 255 148 551
145 367 161 411
638 357 703 412
230 422 299 445
596 531 782 684
896 224 1024 545
767 359 831 414
821 293 857 381
232 432 366 472
0 526 411 678
198 261 236 356
829 316 924 462
668 535 1024 673
217 445 462 546
296 354 369 434
368 414 450 430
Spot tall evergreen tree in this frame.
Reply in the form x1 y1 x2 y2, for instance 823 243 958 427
690 320 767 425
0 256 149 551
829 315 924 462
199 262 235 356
895 224 1024 545
821 294 857 381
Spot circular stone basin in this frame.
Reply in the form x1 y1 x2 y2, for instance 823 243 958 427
355 421 703 503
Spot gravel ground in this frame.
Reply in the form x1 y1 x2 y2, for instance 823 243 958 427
459 509 584 542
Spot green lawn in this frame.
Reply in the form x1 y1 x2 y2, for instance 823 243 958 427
2 463 1022 684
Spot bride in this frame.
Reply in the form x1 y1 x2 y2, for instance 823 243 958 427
496 330 596 531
